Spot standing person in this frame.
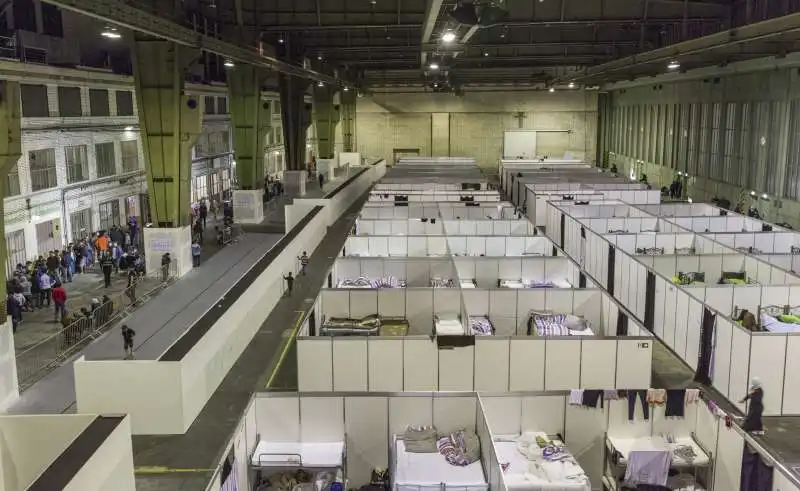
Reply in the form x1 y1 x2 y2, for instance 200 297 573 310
128 216 138 246
193 219 204 245
112 242 123 273
199 200 208 230
100 251 114 288
62 249 73 283
96 232 109 254
121 324 136 358
283 272 294 296
46 251 59 276
7 292 20 333
161 252 171 282
126 268 138 306
38 270 52 307
52 281 67 322
298 251 309 275
318 171 324 189
191 240 201 267
740 378 765 434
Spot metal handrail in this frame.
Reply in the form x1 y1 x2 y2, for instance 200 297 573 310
16 263 178 390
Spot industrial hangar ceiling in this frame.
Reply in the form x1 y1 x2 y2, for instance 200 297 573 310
45 0 800 90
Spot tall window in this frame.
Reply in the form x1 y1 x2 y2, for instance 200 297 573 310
29 148 57 191
89 89 110 116
98 199 121 231
5 163 20 197
217 96 227 114
58 86 82 117
21 84 49 117
121 140 139 173
115 91 134 116
69 209 92 241
6 229 26 273
204 96 216 114
65 145 88 183
95 142 116 177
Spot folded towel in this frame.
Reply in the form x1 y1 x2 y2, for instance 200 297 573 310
403 426 438 453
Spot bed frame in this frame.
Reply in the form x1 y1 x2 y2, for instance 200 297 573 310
734 304 800 330
388 435 488 491
249 433 348 490
635 247 665 255
675 247 696 255
601 432 713 491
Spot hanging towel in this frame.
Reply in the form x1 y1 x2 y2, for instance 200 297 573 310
569 389 584 405
647 388 666 405
684 389 700 405
604 389 620 401
665 389 687 417
582 390 604 408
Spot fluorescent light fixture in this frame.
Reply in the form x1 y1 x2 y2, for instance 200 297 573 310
343 87 350 92
548 87 555 93
667 60 680 70
568 82 575 88
223 60 235 68
101 28 121 39
274 151 280 155
442 31 457 43
429 62 440 70
124 126 134 131
278 37 285 44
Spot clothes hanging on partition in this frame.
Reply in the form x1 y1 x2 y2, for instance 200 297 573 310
582 389 603 408
628 390 650 421
647 388 666 405
569 389 584 405
694 308 716 385
665 389 687 417
684 389 700 405
741 444 773 491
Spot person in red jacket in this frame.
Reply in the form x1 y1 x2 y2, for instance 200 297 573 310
51 282 67 322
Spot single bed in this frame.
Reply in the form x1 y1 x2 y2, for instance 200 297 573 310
251 440 345 468
320 315 410 337
672 272 706 286
738 304 800 333
498 279 572 289
675 247 696 255
460 279 477 289
635 247 665 256
494 434 590 491
337 275 406 289
392 437 488 491
469 316 495 336
606 435 710 468
430 277 456 288
435 313 466 335
526 311 594 337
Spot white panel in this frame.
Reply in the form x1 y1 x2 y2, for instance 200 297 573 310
350 291 378 318
684 298 703 371
438 346 475 391
490 290 517 317
480 396 522 436
749 335 787 416
713 419 744 491
544 340 581 390
403 339 438 390
498 258 522 279
674 291 690 359
730 327 752 413
297 339 332 391
783 336 800 414
521 396 566 435
378 289 406 317
474 339 510 391
475 259 498 287
434 396 477 433
300 397 344 442
565 402 608 489
389 396 432 435
580 340 617 388
616 339 652 389
368 339 403 391
345 397 389 487
509 339 545 390
361 258 384 279
255 397 299 442
712 318 733 398
546 289 574 313
323 290 351 318
333 339 368 391
405 290 434 335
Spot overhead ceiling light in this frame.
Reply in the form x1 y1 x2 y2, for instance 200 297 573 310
317 55 323 60
317 81 324 87
278 37 285 44
667 60 680 70
750 190 757 196
343 86 350 92
483 51 489 57
224 60 235 68
450 2 479 25
549 87 555 93
101 28 121 39
429 62 440 70
442 31 457 43
124 126 133 131
568 82 575 88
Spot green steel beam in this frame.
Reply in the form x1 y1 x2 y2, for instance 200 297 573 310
312 86 339 159
229 65 270 189
340 90 357 153
0 81 22 314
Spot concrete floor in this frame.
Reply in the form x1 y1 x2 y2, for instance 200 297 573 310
132 190 368 491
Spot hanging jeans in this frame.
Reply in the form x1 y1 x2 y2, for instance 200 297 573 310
665 389 686 417
628 390 649 421
741 446 773 491
582 390 603 408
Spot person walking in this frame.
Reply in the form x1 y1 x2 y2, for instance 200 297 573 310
740 378 765 434
283 272 294 296
52 281 67 322
121 324 136 358
298 252 309 275
199 200 208 230
192 240 202 267
38 270 53 307
161 253 172 282
318 171 324 189
100 251 114 288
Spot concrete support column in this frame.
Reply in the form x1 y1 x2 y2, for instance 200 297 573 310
228 65 270 190
431 112 450 156
132 37 201 278
340 89 357 153
313 86 340 159
278 74 312 171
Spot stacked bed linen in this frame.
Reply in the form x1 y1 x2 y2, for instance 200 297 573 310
527 313 593 337
337 275 405 288
495 432 590 490
436 314 465 335
469 316 495 336
499 279 572 289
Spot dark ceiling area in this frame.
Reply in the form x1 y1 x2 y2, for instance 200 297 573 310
70 0 800 89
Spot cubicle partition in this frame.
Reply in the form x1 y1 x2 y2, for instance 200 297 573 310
370 190 501 202
355 218 445 236
344 235 450 257
73 160 386 435
545 199 800 416
330 256 457 289
453 255 582 289
605 232 718 255
446 235 556 257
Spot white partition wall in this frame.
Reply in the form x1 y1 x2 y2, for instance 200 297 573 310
447 236 556 257
355 219 445 236
331 257 456 288
453 256 581 289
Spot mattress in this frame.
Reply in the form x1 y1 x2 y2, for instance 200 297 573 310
251 441 344 467
394 439 487 491
494 440 590 491
436 318 465 335
527 314 594 337
608 436 710 467
760 313 800 333
460 279 477 289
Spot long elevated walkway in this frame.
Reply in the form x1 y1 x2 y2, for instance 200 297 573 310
132 192 368 491
8 233 281 415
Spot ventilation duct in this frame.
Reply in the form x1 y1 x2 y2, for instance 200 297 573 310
450 2 479 25
478 1 508 26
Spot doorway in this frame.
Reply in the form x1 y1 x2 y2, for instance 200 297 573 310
36 219 61 256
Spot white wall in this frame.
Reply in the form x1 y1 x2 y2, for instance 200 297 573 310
63 416 136 491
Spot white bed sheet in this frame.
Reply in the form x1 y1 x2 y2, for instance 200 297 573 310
460 280 476 289
494 439 590 491
436 319 466 335
394 439 487 491
608 435 710 467
250 441 344 467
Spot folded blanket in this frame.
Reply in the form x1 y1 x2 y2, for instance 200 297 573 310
437 429 481 466
402 426 438 453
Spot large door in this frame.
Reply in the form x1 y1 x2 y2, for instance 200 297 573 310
36 220 60 255
69 208 92 242
6 230 26 272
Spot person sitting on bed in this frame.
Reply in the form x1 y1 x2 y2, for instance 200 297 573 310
736 309 758 332
740 378 765 434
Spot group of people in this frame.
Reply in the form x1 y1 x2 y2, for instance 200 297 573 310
264 176 284 202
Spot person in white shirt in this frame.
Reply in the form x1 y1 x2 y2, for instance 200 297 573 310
39 272 52 307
